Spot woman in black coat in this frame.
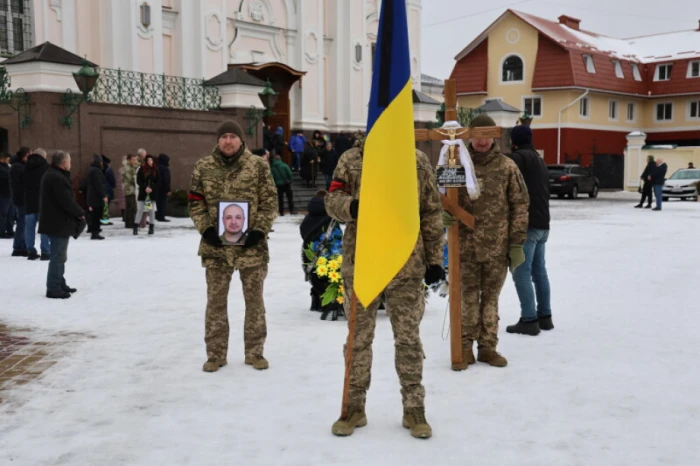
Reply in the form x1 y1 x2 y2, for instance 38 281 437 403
134 155 160 235
635 155 656 208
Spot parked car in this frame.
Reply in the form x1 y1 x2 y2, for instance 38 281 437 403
662 169 700 201
547 164 600 199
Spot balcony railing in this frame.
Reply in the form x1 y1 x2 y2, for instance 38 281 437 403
90 68 221 111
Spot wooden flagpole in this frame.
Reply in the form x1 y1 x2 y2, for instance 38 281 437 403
340 293 359 419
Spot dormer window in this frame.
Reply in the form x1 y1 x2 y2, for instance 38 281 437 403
583 54 596 73
655 64 673 81
502 55 524 82
613 60 624 79
631 63 642 81
688 61 700 78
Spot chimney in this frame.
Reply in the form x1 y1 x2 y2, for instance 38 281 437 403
558 15 581 30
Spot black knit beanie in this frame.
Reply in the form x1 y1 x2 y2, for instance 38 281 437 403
217 120 244 140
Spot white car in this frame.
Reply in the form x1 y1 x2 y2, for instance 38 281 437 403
662 169 700 201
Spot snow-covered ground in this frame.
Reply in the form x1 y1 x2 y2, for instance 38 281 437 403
1 192 698 466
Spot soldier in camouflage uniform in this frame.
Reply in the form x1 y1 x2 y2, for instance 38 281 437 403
325 146 445 439
188 120 278 373
449 115 529 371
120 154 139 228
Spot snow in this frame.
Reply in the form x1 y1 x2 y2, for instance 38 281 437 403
1 192 699 466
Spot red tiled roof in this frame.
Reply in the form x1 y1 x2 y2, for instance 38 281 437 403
450 39 488 95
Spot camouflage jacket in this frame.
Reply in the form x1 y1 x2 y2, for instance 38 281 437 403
121 163 137 196
325 147 444 281
457 143 529 263
189 145 278 269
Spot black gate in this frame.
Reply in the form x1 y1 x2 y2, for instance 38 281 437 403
592 154 624 190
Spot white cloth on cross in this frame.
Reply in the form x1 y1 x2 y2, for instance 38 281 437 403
436 121 480 199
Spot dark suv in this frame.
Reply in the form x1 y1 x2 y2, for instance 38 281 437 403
547 164 600 199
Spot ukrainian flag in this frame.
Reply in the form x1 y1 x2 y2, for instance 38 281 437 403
354 0 419 307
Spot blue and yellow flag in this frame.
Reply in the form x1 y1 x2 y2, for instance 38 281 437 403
354 0 419 307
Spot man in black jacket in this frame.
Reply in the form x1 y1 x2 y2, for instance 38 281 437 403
0 152 13 238
505 125 553 336
81 154 108 240
23 148 51 260
39 151 85 299
9 147 31 256
156 153 171 222
651 158 667 211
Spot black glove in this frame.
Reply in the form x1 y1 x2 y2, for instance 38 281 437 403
349 200 359 220
243 230 265 248
424 265 445 285
202 227 223 248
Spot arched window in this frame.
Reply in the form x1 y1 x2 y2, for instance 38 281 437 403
502 55 524 82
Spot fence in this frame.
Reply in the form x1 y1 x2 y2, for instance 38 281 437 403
91 68 221 111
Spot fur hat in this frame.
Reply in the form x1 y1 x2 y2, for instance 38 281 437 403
216 120 244 140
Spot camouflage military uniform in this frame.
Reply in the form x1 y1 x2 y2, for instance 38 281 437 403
325 147 443 410
189 145 277 363
121 163 137 227
458 142 529 353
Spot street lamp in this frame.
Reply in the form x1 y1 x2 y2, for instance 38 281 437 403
246 79 279 135
60 59 100 128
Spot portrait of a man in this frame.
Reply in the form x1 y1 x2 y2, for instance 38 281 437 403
218 201 249 245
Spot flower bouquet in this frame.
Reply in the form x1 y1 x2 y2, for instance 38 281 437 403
303 224 346 320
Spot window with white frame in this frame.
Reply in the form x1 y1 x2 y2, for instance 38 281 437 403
523 97 542 117
579 97 590 117
631 63 642 81
0 0 32 57
688 61 700 78
609 100 618 120
583 54 596 73
655 64 673 81
689 100 700 120
627 103 636 122
613 60 624 79
502 55 524 82
655 102 673 121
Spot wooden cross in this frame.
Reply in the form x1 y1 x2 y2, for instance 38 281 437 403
415 79 502 370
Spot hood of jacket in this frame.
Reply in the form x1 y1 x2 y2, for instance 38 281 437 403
158 154 170 166
25 153 48 170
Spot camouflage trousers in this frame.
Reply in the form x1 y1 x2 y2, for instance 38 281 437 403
204 264 268 361
343 276 426 409
460 257 508 350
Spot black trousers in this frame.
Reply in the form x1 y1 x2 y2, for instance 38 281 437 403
156 195 168 220
87 201 103 233
640 182 653 206
276 184 294 215
125 194 137 227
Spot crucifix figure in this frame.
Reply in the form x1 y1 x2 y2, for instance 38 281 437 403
415 79 502 370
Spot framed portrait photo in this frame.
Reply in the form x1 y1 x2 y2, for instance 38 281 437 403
218 201 250 246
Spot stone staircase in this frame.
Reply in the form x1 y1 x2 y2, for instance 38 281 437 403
289 170 325 212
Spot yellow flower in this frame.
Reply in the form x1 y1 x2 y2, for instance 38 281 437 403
316 265 328 277
316 257 328 266
337 296 344 304
339 285 344 295
328 260 339 271
336 256 343 266
328 271 341 283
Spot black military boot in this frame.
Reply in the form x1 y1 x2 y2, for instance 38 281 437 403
148 224 154 235
538 315 554 331
506 319 541 336
133 225 138 235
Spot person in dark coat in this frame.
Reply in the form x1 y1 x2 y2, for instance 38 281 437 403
23 149 51 260
134 154 160 235
635 155 656 209
9 146 31 256
156 153 171 222
263 124 275 154
334 132 351 157
270 154 294 216
0 152 13 238
301 146 318 188
320 142 339 190
506 125 553 336
273 126 286 159
651 158 667 211
81 154 107 240
39 151 85 299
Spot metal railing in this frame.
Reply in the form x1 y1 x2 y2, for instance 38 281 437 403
90 68 221 111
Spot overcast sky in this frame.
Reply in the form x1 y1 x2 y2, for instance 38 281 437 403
421 0 700 79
